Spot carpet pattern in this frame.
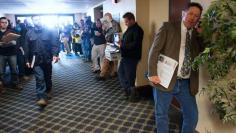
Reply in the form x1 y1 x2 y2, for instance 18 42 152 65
0 54 179 133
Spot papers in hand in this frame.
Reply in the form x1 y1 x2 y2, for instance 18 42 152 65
0 33 21 44
30 55 36 68
157 54 178 88
105 44 120 61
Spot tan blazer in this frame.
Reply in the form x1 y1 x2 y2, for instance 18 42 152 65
148 22 204 96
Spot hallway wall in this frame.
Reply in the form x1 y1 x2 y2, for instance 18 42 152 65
135 0 169 86
102 0 136 32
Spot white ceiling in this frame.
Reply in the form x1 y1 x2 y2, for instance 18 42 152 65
0 0 105 14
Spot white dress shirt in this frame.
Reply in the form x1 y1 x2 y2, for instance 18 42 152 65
177 21 192 79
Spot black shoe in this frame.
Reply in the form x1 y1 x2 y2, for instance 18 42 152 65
0 81 5 93
129 87 139 102
12 84 23 90
95 76 106 81
46 92 53 100
119 89 130 101
0 87 6 94
110 72 118 78
92 70 100 73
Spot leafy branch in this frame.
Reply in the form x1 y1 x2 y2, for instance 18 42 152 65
192 0 236 124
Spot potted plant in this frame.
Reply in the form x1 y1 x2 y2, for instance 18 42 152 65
192 0 236 124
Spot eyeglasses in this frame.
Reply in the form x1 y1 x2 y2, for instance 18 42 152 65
0 21 8 24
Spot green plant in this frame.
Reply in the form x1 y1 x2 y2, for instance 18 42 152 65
192 0 236 124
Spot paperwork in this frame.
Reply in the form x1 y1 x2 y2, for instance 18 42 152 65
0 33 21 44
157 54 178 88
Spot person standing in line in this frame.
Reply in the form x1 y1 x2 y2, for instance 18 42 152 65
118 12 144 102
96 12 122 80
91 19 106 73
0 17 23 93
148 2 204 133
24 16 60 106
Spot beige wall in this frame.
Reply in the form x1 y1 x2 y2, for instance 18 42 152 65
135 0 150 86
103 0 136 31
135 0 169 86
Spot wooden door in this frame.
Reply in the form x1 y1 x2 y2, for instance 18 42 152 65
169 0 190 22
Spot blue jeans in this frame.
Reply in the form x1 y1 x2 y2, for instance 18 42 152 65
82 39 91 60
0 55 18 85
33 63 52 100
153 79 198 133
118 58 139 91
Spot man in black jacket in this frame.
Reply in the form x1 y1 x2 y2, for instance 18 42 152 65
118 12 144 101
24 16 60 106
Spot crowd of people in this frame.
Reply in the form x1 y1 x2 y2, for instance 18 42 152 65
0 12 143 106
0 2 205 132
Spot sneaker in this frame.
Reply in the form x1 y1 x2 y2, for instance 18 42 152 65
37 99 48 106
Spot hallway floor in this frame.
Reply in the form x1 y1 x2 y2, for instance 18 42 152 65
0 54 157 133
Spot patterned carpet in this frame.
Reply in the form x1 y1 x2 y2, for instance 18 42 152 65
0 53 180 133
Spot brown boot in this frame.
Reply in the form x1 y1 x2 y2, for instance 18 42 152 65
37 99 48 106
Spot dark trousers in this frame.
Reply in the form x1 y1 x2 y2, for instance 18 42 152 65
118 58 139 91
33 62 52 100
17 53 25 77
72 43 82 54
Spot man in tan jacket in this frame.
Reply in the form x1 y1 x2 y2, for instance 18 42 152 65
148 2 204 133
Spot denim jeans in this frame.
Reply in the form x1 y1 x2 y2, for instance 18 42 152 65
82 39 91 60
118 58 139 92
33 63 52 100
153 79 198 133
0 55 18 85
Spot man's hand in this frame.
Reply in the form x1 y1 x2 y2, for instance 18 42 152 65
53 56 60 63
117 41 122 48
26 62 31 68
6 40 16 45
95 31 101 36
148 76 161 85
